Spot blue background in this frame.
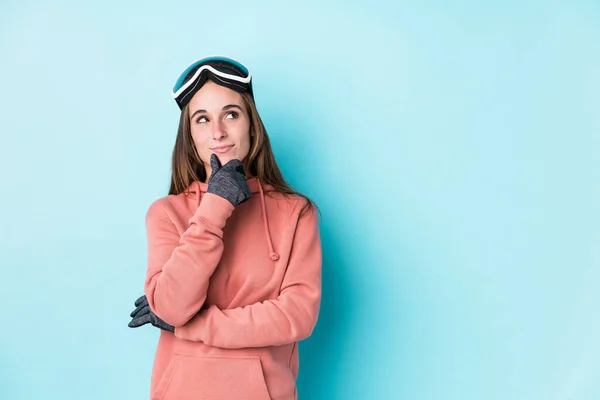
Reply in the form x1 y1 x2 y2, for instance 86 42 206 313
1 1 599 399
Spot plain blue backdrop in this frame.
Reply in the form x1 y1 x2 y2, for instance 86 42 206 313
1 1 599 399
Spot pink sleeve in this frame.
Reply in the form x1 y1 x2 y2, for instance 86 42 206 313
144 193 235 327
174 203 322 348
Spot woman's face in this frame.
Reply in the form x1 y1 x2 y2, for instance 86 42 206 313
188 80 251 177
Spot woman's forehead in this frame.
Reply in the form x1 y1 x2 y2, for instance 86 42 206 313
189 81 244 110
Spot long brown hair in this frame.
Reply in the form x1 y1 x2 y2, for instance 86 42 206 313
168 91 316 216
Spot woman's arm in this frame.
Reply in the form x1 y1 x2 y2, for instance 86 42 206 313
174 203 322 348
144 193 234 327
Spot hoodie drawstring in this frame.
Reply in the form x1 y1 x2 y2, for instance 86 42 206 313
257 179 280 261
196 179 279 262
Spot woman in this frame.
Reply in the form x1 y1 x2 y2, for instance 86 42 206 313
128 56 322 400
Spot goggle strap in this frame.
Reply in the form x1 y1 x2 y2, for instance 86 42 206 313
177 73 249 105
173 64 251 98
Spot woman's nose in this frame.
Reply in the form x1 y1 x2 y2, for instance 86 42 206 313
212 121 227 139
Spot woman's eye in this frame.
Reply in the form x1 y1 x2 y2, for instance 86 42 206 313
225 112 238 120
196 116 208 123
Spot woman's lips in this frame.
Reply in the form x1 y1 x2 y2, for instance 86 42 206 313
211 145 234 154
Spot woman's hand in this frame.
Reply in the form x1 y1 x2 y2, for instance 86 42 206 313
207 154 252 206
128 295 175 332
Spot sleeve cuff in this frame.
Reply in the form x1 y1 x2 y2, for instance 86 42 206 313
174 308 210 342
189 193 235 229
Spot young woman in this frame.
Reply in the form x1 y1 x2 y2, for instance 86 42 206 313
128 56 322 400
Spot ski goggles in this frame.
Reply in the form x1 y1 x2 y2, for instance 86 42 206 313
172 56 253 109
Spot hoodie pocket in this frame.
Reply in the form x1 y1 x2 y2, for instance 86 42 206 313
154 354 271 400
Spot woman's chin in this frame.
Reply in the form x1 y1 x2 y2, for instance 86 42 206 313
216 154 234 164
207 151 247 167
218 153 246 164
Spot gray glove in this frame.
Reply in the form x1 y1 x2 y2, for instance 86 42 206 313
207 154 252 206
128 295 174 333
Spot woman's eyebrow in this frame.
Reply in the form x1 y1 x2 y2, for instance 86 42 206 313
190 109 207 120
222 104 243 111
190 104 243 120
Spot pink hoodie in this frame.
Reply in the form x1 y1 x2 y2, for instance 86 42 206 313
143 177 322 400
